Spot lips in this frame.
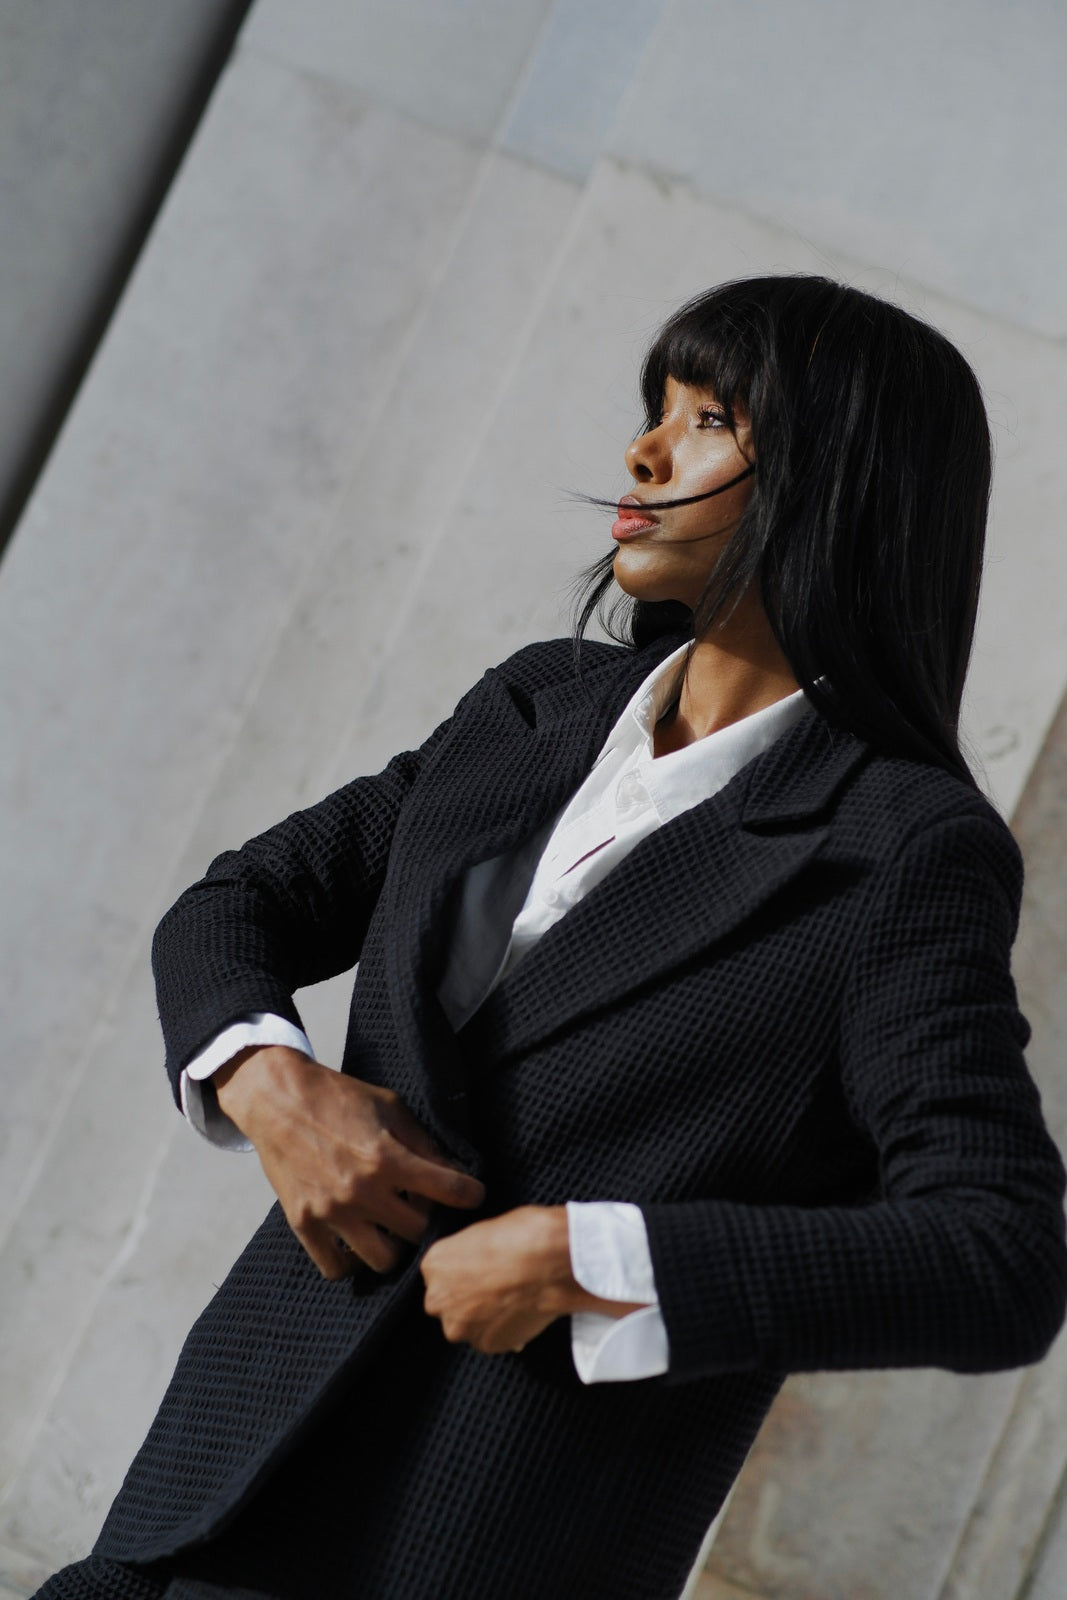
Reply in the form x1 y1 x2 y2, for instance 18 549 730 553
612 496 657 541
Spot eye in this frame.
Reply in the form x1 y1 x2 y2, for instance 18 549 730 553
695 404 726 430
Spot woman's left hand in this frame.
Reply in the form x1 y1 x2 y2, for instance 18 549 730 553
420 1205 574 1354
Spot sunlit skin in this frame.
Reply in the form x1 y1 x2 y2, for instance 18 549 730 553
614 376 800 753
613 375 758 611
215 377 802 1356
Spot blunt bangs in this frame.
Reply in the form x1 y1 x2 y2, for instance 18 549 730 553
640 299 763 432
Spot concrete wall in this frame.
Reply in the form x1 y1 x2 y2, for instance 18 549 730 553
0 0 251 554
1 2 1066 1595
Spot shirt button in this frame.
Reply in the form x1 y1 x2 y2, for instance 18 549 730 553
616 771 648 810
543 886 565 909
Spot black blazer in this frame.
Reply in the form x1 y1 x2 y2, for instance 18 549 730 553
95 635 1067 1600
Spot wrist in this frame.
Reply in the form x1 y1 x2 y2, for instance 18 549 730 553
213 1044 312 1138
529 1206 581 1318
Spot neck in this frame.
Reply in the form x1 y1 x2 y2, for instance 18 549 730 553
655 591 801 754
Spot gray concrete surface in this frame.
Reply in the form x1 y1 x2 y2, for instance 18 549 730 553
0 0 251 552
607 0 1067 340
2 1 1066 1594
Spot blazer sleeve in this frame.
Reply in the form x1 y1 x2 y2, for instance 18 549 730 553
151 683 480 1106
642 808 1067 1382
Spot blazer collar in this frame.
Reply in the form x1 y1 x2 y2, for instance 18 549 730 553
516 635 870 836
399 634 685 871
528 639 868 834
741 702 869 829
463 698 870 1066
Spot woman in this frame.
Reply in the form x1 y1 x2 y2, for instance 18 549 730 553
38 276 1067 1600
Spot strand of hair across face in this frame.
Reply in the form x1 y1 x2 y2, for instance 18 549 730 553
570 465 754 513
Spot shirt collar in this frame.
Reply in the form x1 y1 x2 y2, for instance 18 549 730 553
596 642 813 824
597 642 690 761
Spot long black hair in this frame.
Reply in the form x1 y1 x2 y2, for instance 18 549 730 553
574 275 992 785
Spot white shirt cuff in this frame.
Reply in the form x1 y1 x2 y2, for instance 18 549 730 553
179 1012 314 1150
566 1201 669 1383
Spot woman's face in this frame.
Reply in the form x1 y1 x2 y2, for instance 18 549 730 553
612 376 754 611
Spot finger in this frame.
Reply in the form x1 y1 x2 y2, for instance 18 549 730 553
382 1103 485 1194
340 1220 404 1275
399 1188 433 1225
353 1187 432 1247
295 1219 358 1281
383 1102 449 1162
391 1147 486 1210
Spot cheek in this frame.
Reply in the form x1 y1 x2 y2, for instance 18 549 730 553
673 488 752 547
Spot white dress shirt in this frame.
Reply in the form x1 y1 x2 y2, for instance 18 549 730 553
182 643 811 1382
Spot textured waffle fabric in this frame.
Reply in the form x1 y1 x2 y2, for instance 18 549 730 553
37 635 1067 1600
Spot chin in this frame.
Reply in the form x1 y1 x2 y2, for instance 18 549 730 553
612 549 693 608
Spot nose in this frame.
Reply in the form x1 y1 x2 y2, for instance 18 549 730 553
625 422 670 485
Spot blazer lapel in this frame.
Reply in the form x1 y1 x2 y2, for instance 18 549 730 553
466 709 869 1063
380 640 678 1158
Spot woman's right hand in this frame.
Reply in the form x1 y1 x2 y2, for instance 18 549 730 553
214 1046 485 1279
